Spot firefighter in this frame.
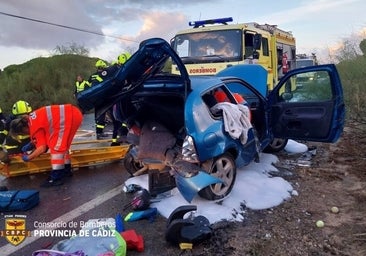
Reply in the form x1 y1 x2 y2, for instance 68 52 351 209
0 100 33 155
0 107 7 145
109 52 131 146
109 105 129 146
74 74 90 97
117 52 131 66
88 59 109 139
0 107 8 162
9 104 83 187
88 55 129 142
88 59 108 84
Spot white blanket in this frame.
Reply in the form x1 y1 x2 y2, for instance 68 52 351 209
211 102 252 144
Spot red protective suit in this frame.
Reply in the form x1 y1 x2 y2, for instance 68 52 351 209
28 104 83 170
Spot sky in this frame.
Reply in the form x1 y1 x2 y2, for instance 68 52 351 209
125 139 308 224
0 0 365 70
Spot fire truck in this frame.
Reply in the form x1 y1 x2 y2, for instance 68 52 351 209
171 17 296 91
296 53 318 68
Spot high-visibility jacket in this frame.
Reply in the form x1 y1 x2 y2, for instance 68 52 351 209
88 65 119 86
89 74 103 83
28 104 83 152
75 80 90 93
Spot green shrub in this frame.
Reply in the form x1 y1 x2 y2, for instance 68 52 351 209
0 55 96 112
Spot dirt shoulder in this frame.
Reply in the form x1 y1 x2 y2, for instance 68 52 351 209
189 124 366 256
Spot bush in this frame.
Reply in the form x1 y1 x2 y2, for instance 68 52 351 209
0 55 96 113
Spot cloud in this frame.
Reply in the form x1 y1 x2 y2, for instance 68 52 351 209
0 0 198 54
134 11 187 43
1 0 364 68
88 11 188 62
255 0 362 26
0 0 103 49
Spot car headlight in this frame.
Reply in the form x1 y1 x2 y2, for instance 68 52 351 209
182 135 199 163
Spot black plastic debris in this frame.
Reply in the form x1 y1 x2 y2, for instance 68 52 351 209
165 205 212 249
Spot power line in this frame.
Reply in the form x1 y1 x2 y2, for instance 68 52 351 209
0 11 138 43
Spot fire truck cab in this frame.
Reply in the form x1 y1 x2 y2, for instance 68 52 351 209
171 17 296 91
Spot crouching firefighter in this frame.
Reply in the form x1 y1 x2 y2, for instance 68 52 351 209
9 104 83 187
0 100 33 155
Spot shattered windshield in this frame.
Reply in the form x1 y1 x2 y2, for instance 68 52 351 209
173 29 242 62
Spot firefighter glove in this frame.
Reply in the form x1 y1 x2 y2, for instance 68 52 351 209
22 142 35 153
21 154 30 162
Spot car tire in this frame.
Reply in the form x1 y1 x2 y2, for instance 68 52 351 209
264 138 288 153
198 153 236 201
123 152 144 176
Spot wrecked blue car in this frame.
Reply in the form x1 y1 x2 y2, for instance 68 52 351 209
77 38 345 202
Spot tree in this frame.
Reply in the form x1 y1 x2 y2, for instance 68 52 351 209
52 42 89 56
360 39 366 56
335 39 360 62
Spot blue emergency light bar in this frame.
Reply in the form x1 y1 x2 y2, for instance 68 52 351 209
189 17 233 28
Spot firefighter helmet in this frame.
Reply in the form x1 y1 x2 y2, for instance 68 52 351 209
117 52 131 65
12 100 32 116
95 59 107 69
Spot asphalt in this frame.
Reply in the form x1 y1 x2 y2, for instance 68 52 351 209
0 114 176 256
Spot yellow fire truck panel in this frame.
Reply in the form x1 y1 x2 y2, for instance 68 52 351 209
171 17 296 91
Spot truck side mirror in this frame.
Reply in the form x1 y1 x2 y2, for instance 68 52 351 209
253 34 262 50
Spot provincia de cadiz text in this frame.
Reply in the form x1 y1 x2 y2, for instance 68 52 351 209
33 219 116 237
1 214 116 245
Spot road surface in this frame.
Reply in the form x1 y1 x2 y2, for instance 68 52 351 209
0 113 172 256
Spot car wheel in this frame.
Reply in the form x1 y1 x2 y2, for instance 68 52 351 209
264 138 288 153
123 152 144 176
198 153 236 200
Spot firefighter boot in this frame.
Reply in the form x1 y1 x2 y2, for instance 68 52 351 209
96 127 107 139
40 169 64 187
110 138 121 146
64 164 73 178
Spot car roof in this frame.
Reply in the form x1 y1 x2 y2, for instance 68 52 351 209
189 76 225 93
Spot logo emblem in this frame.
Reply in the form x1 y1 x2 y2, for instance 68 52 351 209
2 218 27 246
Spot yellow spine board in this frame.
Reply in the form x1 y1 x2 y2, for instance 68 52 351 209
0 143 130 177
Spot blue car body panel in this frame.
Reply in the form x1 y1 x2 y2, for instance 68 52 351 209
216 64 269 97
185 76 258 168
175 171 224 203
76 38 345 202
268 64 345 143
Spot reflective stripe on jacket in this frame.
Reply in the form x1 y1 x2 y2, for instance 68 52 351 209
28 104 82 151
90 74 103 83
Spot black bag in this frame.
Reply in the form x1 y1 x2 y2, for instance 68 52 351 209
0 190 39 211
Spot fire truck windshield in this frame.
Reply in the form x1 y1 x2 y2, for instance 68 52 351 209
173 29 242 63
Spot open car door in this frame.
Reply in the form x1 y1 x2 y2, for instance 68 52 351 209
268 64 345 143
